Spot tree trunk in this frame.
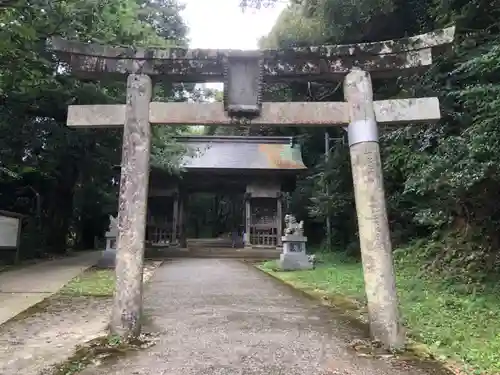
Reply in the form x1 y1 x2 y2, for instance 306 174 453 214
45 160 79 255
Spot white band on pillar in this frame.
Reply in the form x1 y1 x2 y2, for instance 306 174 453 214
347 119 378 146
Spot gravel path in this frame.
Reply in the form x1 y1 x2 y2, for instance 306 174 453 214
81 258 447 375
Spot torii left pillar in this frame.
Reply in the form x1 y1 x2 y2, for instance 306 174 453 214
111 74 152 338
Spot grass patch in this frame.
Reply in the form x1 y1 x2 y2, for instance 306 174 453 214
60 268 115 297
59 261 161 297
258 252 500 375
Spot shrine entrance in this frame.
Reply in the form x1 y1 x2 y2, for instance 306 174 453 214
50 26 455 348
147 135 305 249
183 192 245 241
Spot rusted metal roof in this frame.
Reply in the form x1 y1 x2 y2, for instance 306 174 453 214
175 136 307 171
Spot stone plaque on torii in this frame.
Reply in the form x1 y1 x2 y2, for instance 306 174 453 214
48 26 455 347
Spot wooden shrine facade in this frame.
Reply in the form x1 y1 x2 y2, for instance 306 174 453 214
147 135 306 248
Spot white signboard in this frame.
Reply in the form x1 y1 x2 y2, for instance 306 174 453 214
0 215 20 248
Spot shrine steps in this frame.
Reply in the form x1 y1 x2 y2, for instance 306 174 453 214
145 246 280 260
187 238 236 248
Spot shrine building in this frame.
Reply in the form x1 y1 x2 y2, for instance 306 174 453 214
146 135 307 249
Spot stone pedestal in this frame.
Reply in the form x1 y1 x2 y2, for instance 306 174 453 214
278 234 312 271
97 215 117 269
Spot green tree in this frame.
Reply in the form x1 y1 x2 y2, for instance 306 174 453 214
257 0 500 282
0 0 189 257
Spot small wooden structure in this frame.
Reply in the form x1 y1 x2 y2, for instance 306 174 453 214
148 135 306 248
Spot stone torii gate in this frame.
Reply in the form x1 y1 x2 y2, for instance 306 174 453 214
49 26 454 348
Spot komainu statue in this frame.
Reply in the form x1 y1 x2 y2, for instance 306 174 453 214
107 215 118 235
284 214 304 236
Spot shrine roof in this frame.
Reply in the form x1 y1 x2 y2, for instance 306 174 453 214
175 136 307 171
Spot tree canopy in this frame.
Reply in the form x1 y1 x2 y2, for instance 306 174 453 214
0 0 191 257
2 0 500 287
254 0 500 284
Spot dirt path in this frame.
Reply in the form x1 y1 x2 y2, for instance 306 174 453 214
0 295 112 375
0 261 161 375
0 252 100 326
80 259 448 375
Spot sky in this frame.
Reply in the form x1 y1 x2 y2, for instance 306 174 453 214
180 0 287 90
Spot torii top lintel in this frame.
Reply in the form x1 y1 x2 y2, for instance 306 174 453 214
49 27 454 83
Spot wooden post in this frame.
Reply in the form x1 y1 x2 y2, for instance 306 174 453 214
324 132 332 250
171 193 179 244
178 193 185 247
111 74 152 339
245 195 251 247
276 194 283 247
343 68 404 350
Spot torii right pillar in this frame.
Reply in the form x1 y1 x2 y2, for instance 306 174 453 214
344 68 404 350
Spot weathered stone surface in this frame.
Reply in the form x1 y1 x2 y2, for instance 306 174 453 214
289 26 455 56
344 68 404 350
283 214 304 236
282 234 307 247
374 97 440 124
278 251 313 271
52 48 431 82
223 53 263 118
97 215 118 269
111 74 152 338
278 216 311 271
50 27 454 60
49 27 455 82
96 248 116 269
106 215 118 242
278 237 311 270
66 97 440 128
67 104 126 128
